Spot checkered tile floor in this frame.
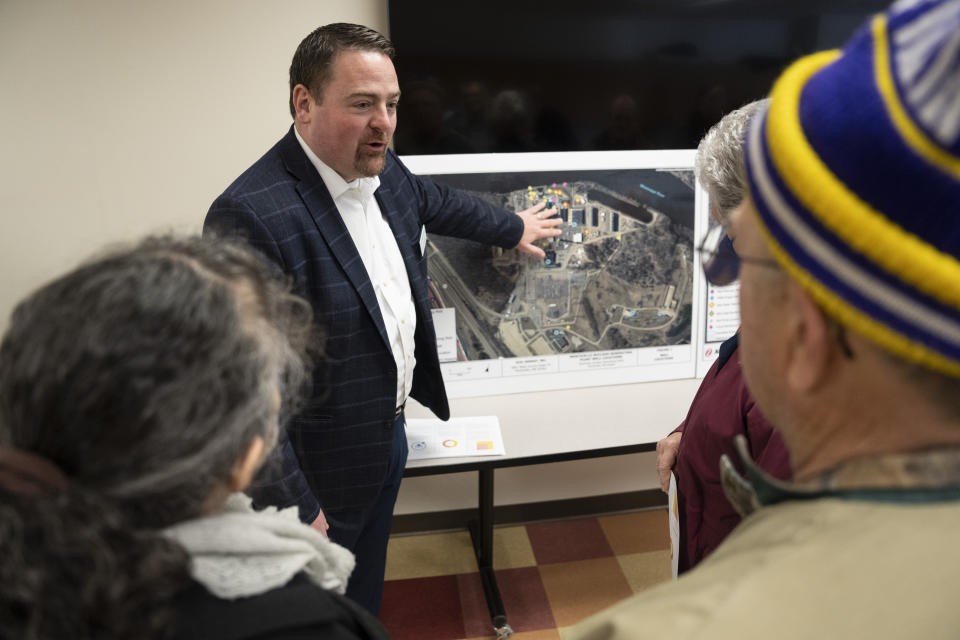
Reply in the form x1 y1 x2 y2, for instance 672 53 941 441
380 509 671 639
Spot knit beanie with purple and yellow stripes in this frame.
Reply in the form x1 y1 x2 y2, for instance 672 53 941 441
744 0 960 376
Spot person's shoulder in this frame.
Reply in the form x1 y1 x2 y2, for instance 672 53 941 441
172 574 389 640
569 532 798 640
214 130 308 204
565 576 719 639
218 140 294 199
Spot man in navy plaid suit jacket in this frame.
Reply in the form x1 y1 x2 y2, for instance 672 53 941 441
204 23 560 613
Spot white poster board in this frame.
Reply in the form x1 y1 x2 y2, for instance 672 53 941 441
403 151 710 398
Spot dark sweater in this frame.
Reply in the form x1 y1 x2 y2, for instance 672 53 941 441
673 334 791 573
173 574 391 640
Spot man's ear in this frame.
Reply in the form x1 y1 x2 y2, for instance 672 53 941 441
782 280 835 392
229 436 266 492
291 84 314 122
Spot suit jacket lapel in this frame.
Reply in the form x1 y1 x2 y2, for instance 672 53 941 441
377 178 431 311
277 128 391 351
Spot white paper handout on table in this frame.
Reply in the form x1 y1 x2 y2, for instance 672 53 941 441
405 416 505 460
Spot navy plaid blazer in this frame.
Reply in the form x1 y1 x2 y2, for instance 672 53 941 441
204 127 523 518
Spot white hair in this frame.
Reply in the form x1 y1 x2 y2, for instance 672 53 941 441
695 98 770 220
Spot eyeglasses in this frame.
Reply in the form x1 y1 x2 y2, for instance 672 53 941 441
696 223 780 286
697 224 855 359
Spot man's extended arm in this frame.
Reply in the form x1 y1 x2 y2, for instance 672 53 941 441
391 152 562 252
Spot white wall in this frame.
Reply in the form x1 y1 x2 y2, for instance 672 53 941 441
0 0 387 332
0 0 690 515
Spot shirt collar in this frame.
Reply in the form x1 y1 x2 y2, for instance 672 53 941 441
294 127 380 202
720 435 960 517
715 332 739 374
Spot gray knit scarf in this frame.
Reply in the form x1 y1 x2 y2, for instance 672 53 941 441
164 493 355 599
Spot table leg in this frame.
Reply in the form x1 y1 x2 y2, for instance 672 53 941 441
468 467 512 638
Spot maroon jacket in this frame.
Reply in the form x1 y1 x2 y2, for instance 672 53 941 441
674 334 791 573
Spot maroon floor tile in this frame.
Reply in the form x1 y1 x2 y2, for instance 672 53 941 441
525 518 614 565
458 572 491 638
497 567 557 632
384 513 666 637
379 574 466 640
458 567 557 638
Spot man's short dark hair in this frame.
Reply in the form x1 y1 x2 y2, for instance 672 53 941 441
288 23 396 118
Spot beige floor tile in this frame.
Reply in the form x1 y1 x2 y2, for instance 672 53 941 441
386 524 536 581
492 525 537 570
539 557 633 628
385 530 478 580
558 625 582 640
598 509 670 555
616 549 673 594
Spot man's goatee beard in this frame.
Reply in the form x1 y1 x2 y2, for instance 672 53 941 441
355 153 387 178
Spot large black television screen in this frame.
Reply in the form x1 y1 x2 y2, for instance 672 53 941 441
388 0 890 153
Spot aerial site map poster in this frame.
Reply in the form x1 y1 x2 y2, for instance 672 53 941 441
401 151 702 398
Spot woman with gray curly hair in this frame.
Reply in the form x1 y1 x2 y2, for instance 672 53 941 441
655 99 792 574
0 236 389 639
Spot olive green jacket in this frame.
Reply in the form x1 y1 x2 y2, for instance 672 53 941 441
571 441 960 640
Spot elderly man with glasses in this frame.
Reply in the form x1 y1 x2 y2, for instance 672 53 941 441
574 0 960 637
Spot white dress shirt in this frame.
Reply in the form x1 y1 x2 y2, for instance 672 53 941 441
295 129 417 409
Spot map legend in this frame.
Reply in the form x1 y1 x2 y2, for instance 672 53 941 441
705 282 740 344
